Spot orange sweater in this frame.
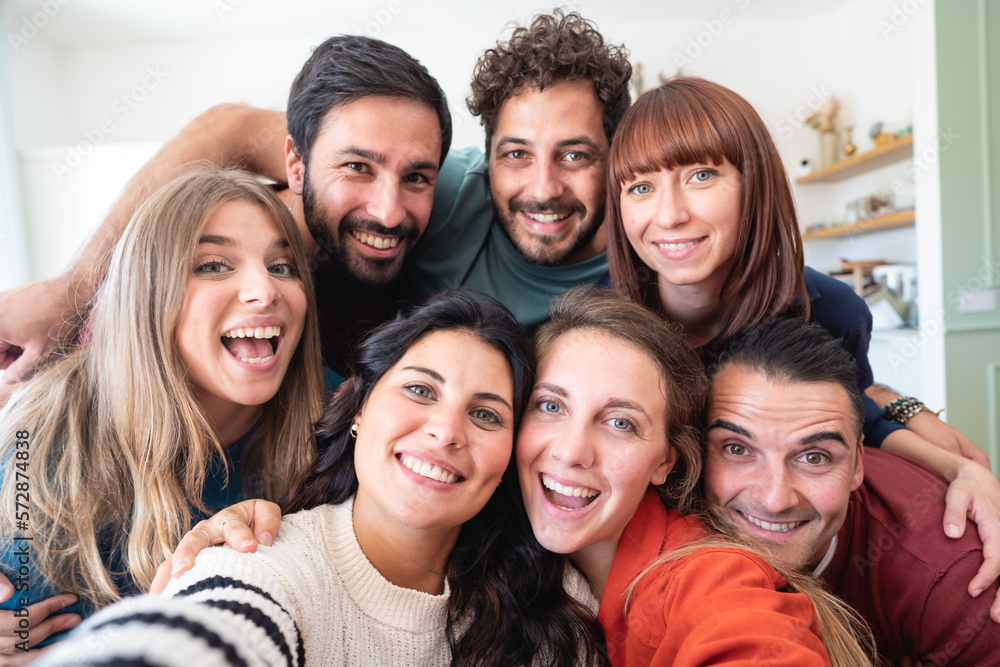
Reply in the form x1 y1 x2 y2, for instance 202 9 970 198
597 491 831 666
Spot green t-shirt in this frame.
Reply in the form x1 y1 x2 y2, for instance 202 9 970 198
400 146 609 329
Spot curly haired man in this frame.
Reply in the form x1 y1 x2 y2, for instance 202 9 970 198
401 9 633 325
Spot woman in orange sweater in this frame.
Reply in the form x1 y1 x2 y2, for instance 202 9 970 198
517 289 870 666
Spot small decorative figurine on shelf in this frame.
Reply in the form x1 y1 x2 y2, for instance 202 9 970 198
806 96 841 167
843 126 857 157
869 120 897 148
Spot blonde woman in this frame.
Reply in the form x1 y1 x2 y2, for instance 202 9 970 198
0 169 324 656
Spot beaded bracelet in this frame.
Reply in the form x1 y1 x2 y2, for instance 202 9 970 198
884 396 928 424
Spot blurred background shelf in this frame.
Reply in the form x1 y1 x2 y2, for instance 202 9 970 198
801 209 915 240
796 134 914 184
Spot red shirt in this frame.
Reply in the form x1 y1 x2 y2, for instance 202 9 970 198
598 491 830 666
825 449 1000 665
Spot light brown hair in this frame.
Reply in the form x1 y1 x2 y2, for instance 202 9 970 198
534 287 707 514
0 169 324 607
538 289 874 666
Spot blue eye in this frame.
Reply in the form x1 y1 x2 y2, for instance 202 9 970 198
269 261 298 277
692 169 716 183
195 260 230 275
539 400 560 414
627 183 651 195
606 417 635 432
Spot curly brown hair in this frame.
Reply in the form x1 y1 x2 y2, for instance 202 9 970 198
467 9 632 156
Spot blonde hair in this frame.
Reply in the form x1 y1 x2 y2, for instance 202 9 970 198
540 289 875 667
0 169 324 607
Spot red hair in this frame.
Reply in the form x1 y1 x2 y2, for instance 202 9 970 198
606 77 808 345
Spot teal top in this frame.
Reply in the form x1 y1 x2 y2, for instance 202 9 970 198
400 146 610 328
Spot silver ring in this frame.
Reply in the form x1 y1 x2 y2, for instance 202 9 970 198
219 518 242 535
187 528 211 544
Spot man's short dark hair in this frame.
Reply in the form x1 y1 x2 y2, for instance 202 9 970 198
467 9 632 156
706 318 865 439
287 35 452 168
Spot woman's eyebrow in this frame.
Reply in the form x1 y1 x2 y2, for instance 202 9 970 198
533 382 567 397
197 234 234 246
474 392 512 411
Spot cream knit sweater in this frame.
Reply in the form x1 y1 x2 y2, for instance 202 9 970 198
39 498 454 666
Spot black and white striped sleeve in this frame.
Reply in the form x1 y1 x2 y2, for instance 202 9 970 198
37 551 306 667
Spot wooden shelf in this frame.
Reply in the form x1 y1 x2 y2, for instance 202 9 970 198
796 134 914 183
801 209 915 240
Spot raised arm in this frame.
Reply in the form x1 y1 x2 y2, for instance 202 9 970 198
0 104 288 385
866 383 989 466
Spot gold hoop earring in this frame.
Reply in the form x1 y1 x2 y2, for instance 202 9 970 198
350 422 359 438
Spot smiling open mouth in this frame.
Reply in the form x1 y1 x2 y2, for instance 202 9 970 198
352 231 400 250
541 473 600 511
739 511 805 533
222 326 280 365
399 454 462 484
524 211 572 224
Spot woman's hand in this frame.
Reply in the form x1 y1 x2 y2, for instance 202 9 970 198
0 580 78 663
149 499 283 594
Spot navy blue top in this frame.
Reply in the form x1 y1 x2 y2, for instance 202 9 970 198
0 430 251 647
803 266 903 447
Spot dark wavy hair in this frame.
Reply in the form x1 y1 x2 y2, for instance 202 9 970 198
607 77 809 345
287 35 452 168
282 288 604 666
467 9 632 157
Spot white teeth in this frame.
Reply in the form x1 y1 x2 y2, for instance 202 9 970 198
238 355 274 365
400 454 458 484
526 212 569 224
541 473 599 499
352 231 400 250
741 512 804 533
657 240 699 251
223 326 282 339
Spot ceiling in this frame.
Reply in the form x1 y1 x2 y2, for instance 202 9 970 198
3 0 854 47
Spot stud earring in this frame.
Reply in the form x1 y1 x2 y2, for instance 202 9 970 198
350 422 359 438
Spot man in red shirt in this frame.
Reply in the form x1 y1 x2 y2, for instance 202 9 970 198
703 318 999 665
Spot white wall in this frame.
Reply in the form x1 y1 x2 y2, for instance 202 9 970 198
5 0 920 283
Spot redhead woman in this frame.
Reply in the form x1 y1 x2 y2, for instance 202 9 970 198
0 169 325 657
605 77 1000 604
36 290 604 667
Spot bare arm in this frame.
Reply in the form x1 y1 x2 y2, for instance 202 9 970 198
866 383 989 466
0 104 289 384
